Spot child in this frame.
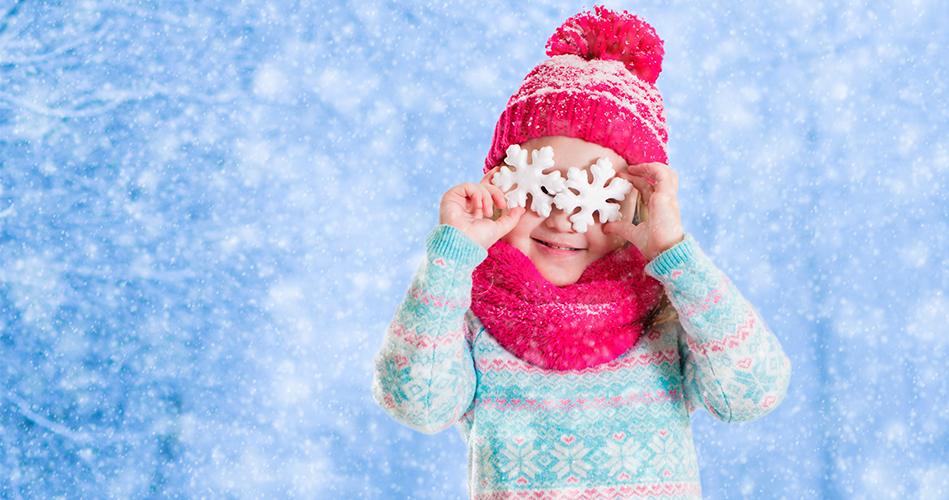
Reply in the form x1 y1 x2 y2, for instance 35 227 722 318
373 8 791 499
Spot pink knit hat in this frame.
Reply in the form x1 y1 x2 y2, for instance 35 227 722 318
484 7 667 173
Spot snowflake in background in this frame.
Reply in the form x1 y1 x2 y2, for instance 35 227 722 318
553 158 632 233
491 145 565 217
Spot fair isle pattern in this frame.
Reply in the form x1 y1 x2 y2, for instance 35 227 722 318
463 314 700 496
389 321 467 350
684 312 755 355
373 226 792 498
373 225 485 434
408 285 471 310
475 390 679 412
644 234 792 424
477 346 680 376
475 482 702 500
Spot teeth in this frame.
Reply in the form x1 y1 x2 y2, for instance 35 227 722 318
540 240 579 251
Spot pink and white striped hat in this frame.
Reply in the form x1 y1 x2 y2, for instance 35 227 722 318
485 7 668 173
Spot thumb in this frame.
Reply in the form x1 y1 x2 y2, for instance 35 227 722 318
494 206 526 237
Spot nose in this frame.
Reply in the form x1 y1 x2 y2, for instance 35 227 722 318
545 206 575 233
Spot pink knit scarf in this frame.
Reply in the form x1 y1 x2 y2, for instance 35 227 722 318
471 241 663 371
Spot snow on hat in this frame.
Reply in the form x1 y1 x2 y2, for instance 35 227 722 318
484 7 667 173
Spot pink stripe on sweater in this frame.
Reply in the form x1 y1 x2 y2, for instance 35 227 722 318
476 389 679 412
677 287 725 318
408 286 470 310
474 481 701 499
389 322 465 349
477 349 679 376
687 312 755 354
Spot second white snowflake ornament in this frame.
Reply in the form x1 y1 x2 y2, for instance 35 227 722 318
553 158 633 233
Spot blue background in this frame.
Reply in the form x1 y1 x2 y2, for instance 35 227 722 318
0 0 947 498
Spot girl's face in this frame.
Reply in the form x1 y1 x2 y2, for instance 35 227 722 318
495 136 636 286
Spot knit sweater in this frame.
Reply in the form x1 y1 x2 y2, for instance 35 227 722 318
373 225 791 499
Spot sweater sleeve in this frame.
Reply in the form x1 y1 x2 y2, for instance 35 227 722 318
371 225 487 434
645 234 792 423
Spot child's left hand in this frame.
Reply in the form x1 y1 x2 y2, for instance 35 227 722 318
604 162 685 262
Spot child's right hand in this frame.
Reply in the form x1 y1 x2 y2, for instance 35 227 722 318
438 175 525 250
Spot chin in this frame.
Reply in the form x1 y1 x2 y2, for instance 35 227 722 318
540 269 580 287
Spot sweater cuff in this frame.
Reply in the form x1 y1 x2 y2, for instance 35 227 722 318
425 225 489 270
644 233 700 279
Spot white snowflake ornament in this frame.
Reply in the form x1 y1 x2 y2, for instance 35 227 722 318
491 145 565 217
553 158 633 233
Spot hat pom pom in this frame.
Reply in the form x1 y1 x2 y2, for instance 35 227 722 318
545 6 664 85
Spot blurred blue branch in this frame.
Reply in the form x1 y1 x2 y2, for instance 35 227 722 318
0 0 24 37
2 391 94 444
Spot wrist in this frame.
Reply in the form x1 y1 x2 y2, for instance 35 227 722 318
645 234 698 278
428 225 490 266
646 233 684 261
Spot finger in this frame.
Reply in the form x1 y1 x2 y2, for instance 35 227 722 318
462 183 485 216
485 186 501 217
440 183 483 226
485 182 509 210
623 167 679 210
623 174 655 196
480 166 501 184
619 173 655 205
472 183 494 217
494 206 526 235
442 183 473 212
627 162 678 191
480 168 510 212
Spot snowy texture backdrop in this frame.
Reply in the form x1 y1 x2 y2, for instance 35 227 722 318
0 0 946 498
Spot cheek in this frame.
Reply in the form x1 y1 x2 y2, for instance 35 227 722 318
587 229 627 258
500 212 542 244
616 191 639 223
604 234 628 255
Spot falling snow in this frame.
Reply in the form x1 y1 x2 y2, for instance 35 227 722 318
0 1 947 499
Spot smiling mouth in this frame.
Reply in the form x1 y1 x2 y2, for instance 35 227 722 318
534 238 583 252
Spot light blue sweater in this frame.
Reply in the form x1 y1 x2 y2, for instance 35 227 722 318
373 225 791 499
